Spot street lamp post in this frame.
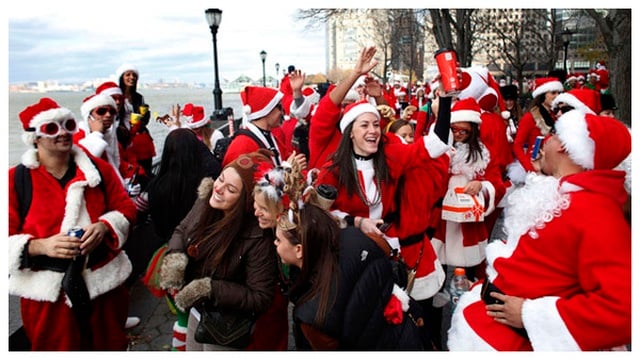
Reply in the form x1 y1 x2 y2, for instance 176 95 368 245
205 8 223 114
260 50 267 87
561 28 573 74
275 63 280 88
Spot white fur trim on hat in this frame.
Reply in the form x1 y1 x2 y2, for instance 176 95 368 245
100 87 123 97
81 94 117 122
245 91 284 122
551 93 596 115
554 110 594 170
532 80 564 98
451 109 481 124
116 63 139 80
339 102 380 133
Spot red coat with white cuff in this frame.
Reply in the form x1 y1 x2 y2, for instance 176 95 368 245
8 146 137 350
448 171 631 351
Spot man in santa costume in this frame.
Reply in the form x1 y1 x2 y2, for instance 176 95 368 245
448 111 631 351
222 85 302 168
73 92 142 196
9 97 137 350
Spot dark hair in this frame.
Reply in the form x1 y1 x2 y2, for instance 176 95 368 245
284 204 340 326
462 122 484 163
328 121 390 200
147 129 208 239
191 175 257 273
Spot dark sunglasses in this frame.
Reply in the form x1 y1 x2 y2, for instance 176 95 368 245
553 105 574 115
95 107 116 116
37 118 78 137
450 127 470 136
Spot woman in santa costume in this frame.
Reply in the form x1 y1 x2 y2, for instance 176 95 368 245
311 46 452 348
448 111 631 351
431 98 504 282
510 77 564 181
9 98 137 350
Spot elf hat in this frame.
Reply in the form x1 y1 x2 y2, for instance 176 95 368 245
339 99 380 133
241 86 284 125
555 111 631 170
451 98 482 125
531 77 564 98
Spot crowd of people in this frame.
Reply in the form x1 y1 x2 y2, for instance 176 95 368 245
8 48 630 352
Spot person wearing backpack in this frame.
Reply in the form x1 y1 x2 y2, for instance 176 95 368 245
8 97 137 350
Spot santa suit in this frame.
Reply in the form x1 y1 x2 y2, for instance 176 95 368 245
308 94 343 170
8 146 137 350
448 171 631 351
222 122 291 167
431 141 504 271
315 119 450 257
384 133 449 300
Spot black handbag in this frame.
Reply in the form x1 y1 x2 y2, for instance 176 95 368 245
194 306 255 348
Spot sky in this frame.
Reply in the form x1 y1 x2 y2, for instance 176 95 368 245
6 0 330 85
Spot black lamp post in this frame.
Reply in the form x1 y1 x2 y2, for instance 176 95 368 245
275 63 280 88
561 28 573 74
260 50 267 87
205 8 223 113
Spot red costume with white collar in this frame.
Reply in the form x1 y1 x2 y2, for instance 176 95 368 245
9 146 137 350
449 171 631 350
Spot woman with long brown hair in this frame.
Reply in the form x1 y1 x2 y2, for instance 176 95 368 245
158 150 280 350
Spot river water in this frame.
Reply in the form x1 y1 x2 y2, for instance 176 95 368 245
7 89 244 167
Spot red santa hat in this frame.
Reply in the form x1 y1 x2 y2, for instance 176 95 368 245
458 66 510 119
555 111 631 170
181 103 209 129
531 77 564 98
116 63 139 80
339 99 380 133
19 97 75 166
451 98 482 125
289 86 320 123
551 88 601 115
96 81 123 98
241 86 284 126
81 93 117 122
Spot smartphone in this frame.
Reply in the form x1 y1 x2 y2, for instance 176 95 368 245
531 135 545 160
377 222 391 232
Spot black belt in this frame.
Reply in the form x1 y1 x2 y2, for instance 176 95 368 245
481 280 529 340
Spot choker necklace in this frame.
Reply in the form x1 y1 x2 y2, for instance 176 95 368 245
353 153 374 161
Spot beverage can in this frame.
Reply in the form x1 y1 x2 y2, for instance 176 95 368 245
67 227 85 239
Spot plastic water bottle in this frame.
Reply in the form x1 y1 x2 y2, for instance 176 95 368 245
449 267 470 312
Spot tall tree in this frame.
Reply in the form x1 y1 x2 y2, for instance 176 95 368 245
584 9 631 126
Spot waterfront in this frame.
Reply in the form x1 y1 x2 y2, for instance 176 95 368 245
7 89 244 167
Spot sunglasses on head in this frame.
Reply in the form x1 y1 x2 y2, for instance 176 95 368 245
450 127 470 136
37 118 78 138
95 107 116 116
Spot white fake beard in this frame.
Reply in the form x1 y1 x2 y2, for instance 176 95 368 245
503 173 570 247
450 142 489 181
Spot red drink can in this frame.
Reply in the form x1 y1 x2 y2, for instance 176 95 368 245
434 48 461 96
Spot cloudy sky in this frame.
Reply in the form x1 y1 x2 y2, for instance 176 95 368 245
7 0 331 85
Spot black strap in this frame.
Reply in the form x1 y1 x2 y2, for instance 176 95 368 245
14 164 32 227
